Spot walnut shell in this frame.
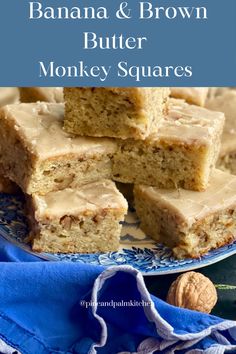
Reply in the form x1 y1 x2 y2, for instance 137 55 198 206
167 271 217 314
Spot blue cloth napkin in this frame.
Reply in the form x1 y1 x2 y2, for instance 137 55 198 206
0 236 235 354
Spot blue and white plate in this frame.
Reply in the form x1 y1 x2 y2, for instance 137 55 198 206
0 193 236 275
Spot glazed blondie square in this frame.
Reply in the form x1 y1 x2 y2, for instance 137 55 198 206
134 169 236 259
20 87 64 103
64 87 170 140
28 180 128 254
113 99 225 191
170 88 209 106
0 103 117 195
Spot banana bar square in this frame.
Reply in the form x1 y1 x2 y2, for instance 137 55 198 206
28 180 128 254
0 103 117 195
64 87 169 140
113 99 224 191
134 169 236 259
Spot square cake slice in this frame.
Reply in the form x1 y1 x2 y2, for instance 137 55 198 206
27 180 128 254
134 170 236 259
206 89 236 175
170 88 209 106
0 103 117 195
64 87 170 140
113 99 225 191
20 87 64 103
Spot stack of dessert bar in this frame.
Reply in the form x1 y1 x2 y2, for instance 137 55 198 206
64 87 236 259
134 88 236 258
0 86 235 259
0 88 128 254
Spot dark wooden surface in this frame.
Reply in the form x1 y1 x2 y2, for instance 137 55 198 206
145 254 236 320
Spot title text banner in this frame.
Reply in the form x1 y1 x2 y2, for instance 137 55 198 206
0 0 235 86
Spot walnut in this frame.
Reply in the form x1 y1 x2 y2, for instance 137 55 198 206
166 271 217 314
60 216 72 230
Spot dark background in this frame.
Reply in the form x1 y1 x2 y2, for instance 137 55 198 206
145 254 236 320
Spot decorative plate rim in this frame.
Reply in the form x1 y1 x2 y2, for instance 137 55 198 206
0 193 236 275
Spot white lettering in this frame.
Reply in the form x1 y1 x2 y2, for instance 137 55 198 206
38 61 111 82
84 32 97 49
117 62 193 81
139 3 208 20
29 3 109 20
139 2 153 19
165 7 177 19
39 61 53 77
84 33 147 50
29 2 42 19
196 7 208 19
178 7 195 19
